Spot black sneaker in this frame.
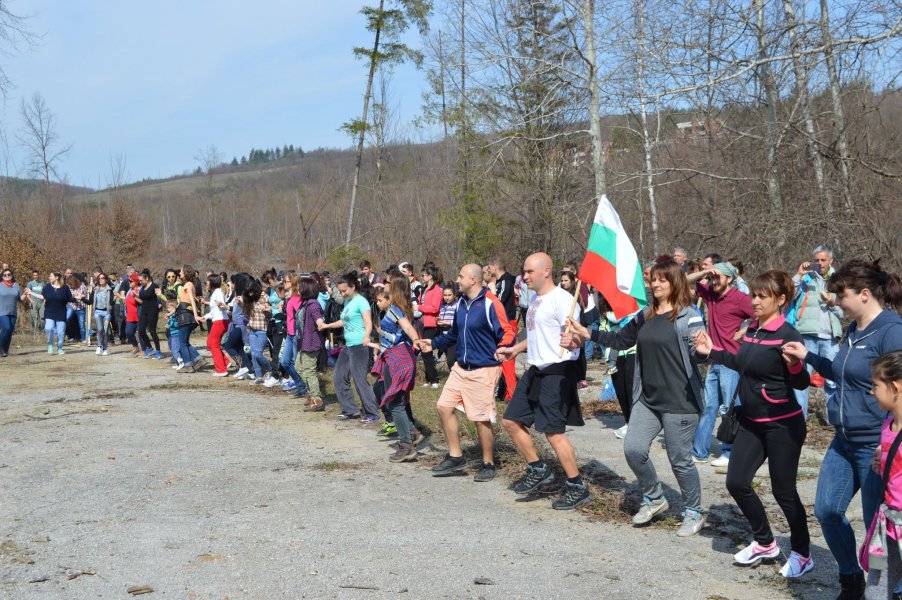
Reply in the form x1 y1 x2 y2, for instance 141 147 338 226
431 454 467 475
551 481 592 510
473 462 496 482
513 464 554 494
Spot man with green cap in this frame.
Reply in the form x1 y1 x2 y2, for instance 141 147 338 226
688 261 755 471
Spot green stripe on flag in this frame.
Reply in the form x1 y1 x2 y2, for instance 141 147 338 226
587 224 617 264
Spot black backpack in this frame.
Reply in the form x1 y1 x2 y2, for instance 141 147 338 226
324 299 342 324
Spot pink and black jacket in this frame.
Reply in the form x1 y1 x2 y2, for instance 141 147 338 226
709 315 810 423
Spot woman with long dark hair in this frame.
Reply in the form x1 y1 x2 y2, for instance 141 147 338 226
88 272 114 356
242 278 273 384
566 259 707 537
175 264 205 372
0 267 28 357
135 269 162 360
203 273 231 376
783 259 902 598
418 265 443 388
319 271 380 421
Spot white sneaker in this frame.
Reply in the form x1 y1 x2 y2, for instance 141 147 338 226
779 551 813 578
614 424 628 439
95 347 102 355
711 456 729 473
263 375 280 387
632 497 669 525
431 383 439 389
233 367 249 379
734 540 780 566
102 350 109 356
676 509 706 537
692 455 709 464
212 371 229 377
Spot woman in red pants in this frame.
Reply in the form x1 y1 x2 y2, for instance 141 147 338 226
204 274 231 376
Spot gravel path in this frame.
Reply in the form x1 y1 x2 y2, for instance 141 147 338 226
0 342 856 599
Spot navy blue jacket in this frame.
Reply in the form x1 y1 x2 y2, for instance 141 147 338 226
432 288 514 368
807 309 902 444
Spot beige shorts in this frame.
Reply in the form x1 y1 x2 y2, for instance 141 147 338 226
436 363 502 423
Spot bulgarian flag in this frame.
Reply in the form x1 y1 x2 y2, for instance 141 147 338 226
577 195 647 319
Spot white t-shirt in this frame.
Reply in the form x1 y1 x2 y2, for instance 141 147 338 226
525 286 581 369
207 288 228 321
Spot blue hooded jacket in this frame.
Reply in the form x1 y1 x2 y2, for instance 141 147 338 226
432 288 514 368
807 309 902 444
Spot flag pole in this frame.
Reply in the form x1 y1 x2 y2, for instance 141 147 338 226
559 279 582 358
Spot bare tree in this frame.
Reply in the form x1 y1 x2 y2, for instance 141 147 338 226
194 144 224 253
18 92 70 184
0 5 37 99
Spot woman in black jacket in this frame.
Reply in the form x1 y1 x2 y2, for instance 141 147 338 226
695 270 811 578
135 269 162 359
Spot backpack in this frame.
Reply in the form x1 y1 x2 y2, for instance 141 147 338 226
294 300 309 341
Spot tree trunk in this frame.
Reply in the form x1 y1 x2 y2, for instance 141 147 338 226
346 0 385 246
819 0 853 212
783 0 830 218
635 0 659 257
583 0 606 199
754 0 783 211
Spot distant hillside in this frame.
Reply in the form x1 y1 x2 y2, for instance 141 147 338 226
0 176 94 197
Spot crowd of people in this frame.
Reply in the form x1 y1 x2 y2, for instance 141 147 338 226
1 247 901 599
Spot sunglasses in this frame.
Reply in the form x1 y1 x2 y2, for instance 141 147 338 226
2 272 11 277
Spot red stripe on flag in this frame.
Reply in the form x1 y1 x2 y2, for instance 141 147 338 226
578 252 640 319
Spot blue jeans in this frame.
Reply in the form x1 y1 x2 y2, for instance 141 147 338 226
279 335 306 391
66 306 87 341
249 329 272 377
177 324 200 365
794 335 839 418
692 363 740 460
93 310 110 351
45 318 65 347
814 434 882 576
0 313 16 353
584 318 600 360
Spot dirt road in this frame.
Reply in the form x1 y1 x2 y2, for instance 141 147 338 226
1 340 852 599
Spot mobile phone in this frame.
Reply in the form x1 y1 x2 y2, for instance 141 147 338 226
807 263 822 276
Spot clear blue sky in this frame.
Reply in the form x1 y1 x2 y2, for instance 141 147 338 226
1 0 428 189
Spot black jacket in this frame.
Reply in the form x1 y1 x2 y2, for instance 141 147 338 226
710 315 809 423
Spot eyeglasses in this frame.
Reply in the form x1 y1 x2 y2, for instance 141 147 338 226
166 275 176 279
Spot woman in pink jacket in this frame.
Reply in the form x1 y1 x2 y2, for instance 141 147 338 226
418 265 444 388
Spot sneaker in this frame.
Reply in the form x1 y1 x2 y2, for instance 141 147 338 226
513 463 555 494
389 442 417 463
734 540 780 566
57 349 65 355
431 454 467 475
252 378 265 385
632 497 669 525
175 362 187 372
143 348 153 358
96 347 102 355
193 357 207 370
303 398 324 412
153 351 162 360
233 367 249 379
130 347 139 356
474 462 497 482
172 363 182 370
212 371 229 377
376 422 397 437
282 381 297 392
263 375 280 388
360 416 380 426
102 350 109 356
712 456 730 473
48 344 54 354
614 424 628 439
779 551 813 578
421 383 430 388
676 509 706 537
236 372 254 381
692 455 709 464
552 481 592 510
430 383 439 389
410 429 424 446
337 413 361 421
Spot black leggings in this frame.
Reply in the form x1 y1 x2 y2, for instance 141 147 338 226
725 414 809 556
612 354 636 423
138 310 161 351
421 326 439 384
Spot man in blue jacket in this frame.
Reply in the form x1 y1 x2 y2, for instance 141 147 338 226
420 264 515 482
